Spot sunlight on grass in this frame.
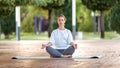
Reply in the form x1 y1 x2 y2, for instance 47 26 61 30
20 32 49 40
8 32 49 40
83 31 120 40
0 32 120 40
83 32 100 40
105 32 120 39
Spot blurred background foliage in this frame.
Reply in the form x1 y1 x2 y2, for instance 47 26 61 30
0 0 120 39
21 6 48 32
76 0 93 32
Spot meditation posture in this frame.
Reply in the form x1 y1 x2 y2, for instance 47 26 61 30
41 14 77 58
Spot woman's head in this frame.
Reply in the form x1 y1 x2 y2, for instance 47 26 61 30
57 14 66 26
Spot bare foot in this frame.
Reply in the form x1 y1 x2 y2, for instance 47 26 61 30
61 55 72 58
50 55 55 58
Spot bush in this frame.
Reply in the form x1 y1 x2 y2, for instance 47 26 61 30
76 0 93 32
104 12 111 31
0 12 15 39
21 12 34 32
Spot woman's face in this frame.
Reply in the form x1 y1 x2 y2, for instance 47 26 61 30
57 17 66 26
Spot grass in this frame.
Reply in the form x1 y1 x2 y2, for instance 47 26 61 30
82 31 120 40
0 32 49 40
20 32 49 40
82 32 100 40
0 31 120 40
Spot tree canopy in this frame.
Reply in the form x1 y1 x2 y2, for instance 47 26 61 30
0 0 70 38
0 0 15 16
81 0 116 11
109 2 120 34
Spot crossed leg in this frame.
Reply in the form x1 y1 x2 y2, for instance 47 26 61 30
46 46 75 58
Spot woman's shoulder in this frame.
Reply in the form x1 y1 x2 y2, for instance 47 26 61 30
65 29 71 32
52 29 59 33
52 28 71 33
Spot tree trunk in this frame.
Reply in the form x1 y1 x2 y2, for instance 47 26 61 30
93 11 96 34
100 11 104 39
98 16 100 33
0 22 1 38
48 9 52 37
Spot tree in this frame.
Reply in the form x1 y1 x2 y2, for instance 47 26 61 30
0 0 15 17
81 0 116 38
0 12 15 39
34 0 69 37
0 0 69 38
108 1 120 34
0 0 15 39
15 0 38 6
0 0 41 39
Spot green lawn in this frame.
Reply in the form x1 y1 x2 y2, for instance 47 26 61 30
83 31 120 40
20 32 49 40
0 32 49 40
0 31 120 40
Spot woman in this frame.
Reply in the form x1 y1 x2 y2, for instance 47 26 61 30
41 14 77 58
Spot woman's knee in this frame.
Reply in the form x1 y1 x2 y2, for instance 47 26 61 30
69 45 75 50
46 46 51 52
69 46 75 53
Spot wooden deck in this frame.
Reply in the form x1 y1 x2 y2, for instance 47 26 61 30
0 40 120 68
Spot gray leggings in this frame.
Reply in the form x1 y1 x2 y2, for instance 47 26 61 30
46 46 75 58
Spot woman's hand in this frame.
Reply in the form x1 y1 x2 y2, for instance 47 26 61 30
73 44 77 49
41 44 46 49
70 42 77 49
41 42 52 49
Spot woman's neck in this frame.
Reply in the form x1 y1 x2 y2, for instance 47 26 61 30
58 26 65 30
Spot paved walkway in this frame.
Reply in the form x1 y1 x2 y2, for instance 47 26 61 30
0 40 120 68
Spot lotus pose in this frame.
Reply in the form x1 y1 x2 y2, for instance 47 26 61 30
41 14 77 58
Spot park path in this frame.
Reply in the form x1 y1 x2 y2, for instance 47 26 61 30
0 40 120 68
